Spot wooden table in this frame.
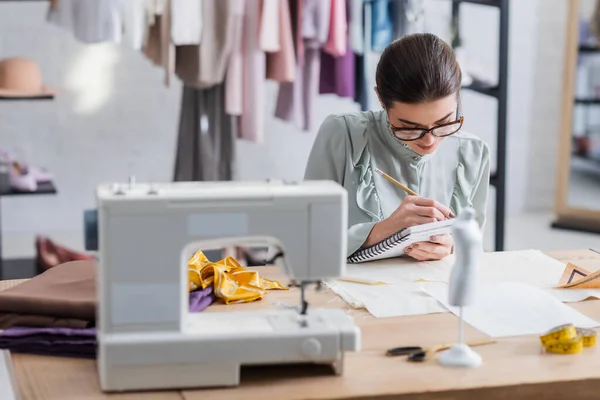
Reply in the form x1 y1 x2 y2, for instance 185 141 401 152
4 249 600 400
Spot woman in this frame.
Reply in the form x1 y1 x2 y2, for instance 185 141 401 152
304 33 490 261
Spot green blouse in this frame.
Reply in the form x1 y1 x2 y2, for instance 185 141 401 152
304 110 491 257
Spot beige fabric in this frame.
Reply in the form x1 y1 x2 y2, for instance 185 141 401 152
175 0 243 89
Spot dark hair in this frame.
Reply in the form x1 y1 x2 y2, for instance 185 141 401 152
375 33 462 108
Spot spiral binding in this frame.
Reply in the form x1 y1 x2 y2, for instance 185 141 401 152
347 228 409 263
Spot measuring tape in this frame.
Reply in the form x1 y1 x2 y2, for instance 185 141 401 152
539 324 597 354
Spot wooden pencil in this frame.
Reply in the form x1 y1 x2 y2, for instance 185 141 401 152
374 168 419 196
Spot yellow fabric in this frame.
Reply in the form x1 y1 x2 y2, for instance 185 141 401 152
187 250 288 304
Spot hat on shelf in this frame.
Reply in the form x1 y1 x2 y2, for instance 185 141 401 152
0 58 56 99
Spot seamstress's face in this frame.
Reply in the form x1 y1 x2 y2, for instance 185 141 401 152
385 95 459 155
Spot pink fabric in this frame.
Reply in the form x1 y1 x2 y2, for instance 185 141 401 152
323 0 347 57
225 0 247 116
266 0 296 83
239 0 266 142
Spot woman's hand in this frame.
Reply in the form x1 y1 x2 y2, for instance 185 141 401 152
405 234 454 261
362 196 454 248
387 195 454 228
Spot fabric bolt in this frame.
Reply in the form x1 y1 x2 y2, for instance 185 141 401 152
320 0 355 98
323 0 347 57
304 111 490 257
0 260 96 321
171 0 202 45
47 0 124 43
173 83 237 181
349 0 364 54
225 0 247 115
371 0 393 52
266 0 296 83
239 0 267 142
175 0 242 89
187 250 287 304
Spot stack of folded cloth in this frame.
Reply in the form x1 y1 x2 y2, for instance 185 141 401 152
0 260 216 359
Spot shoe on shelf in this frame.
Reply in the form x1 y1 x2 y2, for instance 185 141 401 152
9 161 37 192
0 147 54 188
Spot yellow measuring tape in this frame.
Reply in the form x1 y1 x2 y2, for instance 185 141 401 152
539 324 597 354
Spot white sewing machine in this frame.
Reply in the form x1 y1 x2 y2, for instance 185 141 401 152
95 180 361 392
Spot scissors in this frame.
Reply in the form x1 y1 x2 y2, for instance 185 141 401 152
386 339 496 362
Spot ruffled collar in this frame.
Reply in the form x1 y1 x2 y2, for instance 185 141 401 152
376 110 432 164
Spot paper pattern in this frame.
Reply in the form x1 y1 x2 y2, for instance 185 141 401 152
422 281 600 338
329 250 579 319
326 280 446 318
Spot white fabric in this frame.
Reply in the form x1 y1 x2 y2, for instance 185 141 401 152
259 0 281 52
171 0 202 45
122 0 149 49
48 0 124 43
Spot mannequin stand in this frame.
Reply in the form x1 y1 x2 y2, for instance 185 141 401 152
438 307 482 368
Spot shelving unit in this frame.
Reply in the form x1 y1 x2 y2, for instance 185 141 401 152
451 0 509 251
0 0 58 278
0 183 58 279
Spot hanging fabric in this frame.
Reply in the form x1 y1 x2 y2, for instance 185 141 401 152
47 0 124 44
173 84 237 182
371 0 393 52
266 0 296 83
142 0 175 86
274 0 332 132
174 0 243 89
237 0 279 143
320 0 355 99
170 0 202 45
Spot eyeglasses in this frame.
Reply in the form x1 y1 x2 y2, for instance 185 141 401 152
389 116 464 142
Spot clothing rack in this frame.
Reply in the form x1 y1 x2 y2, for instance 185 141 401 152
1 0 509 255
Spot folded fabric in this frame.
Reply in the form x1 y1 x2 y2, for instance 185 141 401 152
189 286 215 312
0 313 91 330
187 250 288 304
0 260 96 320
0 326 96 359
0 287 215 359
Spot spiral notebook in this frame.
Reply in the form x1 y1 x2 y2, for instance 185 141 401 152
347 219 455 263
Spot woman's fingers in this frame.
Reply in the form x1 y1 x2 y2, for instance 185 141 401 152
429 234 454 246
413 205 446 221
409 197 454 219
405 241 451 261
